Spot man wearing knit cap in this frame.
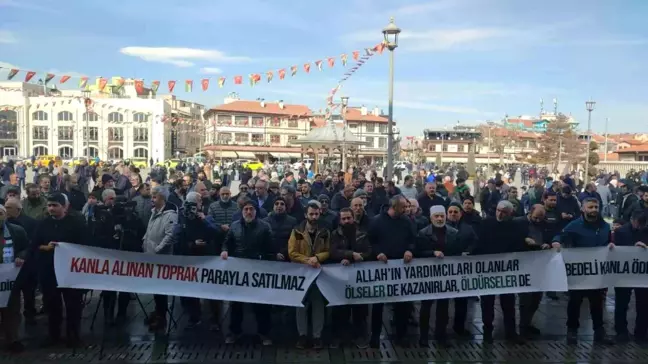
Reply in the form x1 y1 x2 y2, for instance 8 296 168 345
316 194 337 230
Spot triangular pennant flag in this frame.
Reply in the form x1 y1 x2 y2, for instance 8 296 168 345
79 77 88 89
327 57 335 68
266 71 273 83
278 69 286 80
341 54 347 66
185 80 193 92
201 78 209 91
6 69 19 80
115 77 125 89
98 77 108 91
44 73 55 84
60 75 71 84
315 60 322 71
151 81 160 92
168 80 176 93
134 80 144 94
25 71 36 82
364 48 374 56
233 76 242 85
303 63 311 73
218 77 226 88
352 51 360 60
249 74 255 87
374 42 386 55
290 66 297 76
253 74 261 84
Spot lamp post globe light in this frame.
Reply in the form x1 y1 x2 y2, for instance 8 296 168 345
584 99 596 181
383 17 400 181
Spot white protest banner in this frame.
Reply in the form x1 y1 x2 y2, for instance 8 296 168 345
564 246 648 290
317 251 568 306
0 263 20 308
54 243 320 307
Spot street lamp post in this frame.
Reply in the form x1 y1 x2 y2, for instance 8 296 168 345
82 90 92 161
340 96 349 172
584 99 596 182
383 17 400 181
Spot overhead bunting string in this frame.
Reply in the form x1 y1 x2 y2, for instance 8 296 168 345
0 42 384 93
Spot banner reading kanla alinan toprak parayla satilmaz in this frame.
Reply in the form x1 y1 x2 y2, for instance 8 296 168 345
0 263 20 308
54 243 320 307
316 251 569 306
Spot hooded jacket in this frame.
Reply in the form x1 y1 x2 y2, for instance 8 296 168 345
288 220 330 264
142 203 177 254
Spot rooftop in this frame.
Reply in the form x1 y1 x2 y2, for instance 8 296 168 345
207 100 311 117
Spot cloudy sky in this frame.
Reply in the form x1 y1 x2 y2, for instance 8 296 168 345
1 0 647 136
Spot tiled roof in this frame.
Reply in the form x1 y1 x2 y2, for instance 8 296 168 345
598 152 619 161
208 100 311 116
506 119 535 128
344 108 388 123
618 139 646 146
617 145 648 153
311 117 327 128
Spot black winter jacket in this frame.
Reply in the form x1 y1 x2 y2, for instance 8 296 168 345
416 224 461 257
222 218 274 260
263 212 297 258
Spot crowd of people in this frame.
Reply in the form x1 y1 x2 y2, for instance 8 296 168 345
0 157 646 355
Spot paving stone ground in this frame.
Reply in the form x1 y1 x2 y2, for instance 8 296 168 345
3 291 648 363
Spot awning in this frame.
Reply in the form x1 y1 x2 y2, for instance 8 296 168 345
286 153 301 158
217 151 237 158
236 151 256 159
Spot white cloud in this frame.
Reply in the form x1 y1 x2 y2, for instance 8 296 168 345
119 47 252 68
200 67 222 74
0 30 17 44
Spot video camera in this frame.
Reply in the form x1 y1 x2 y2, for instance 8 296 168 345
96 195 137 223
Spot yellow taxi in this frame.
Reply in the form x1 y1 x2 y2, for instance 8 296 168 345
36 155 62 168
243 160 264 170
131 158 148 169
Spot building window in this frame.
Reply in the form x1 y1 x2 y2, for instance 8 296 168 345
133 112 148 123
59 146 73 158
442 144 448 152
108 112 124 123
463 145 469 152
234 116 248 126
217 115 231 125
366 123 375 133
270 135 281 144
287 120 298 128
235 133 249 143
83 146 99 158
134 128 148 142
108 147 124 160
33 126 48 140
365 136 374 147
378 137 386 148
251 117 264 127
251 134 264 143
134 148 148 159
83 112 99 122
83 127 99 141
218 133 232 142
288 135 297 142
33 146 47 156
349 123 358 129
379 124 388 134
0 110 18 140
58 126 74 141
108 127 124 141
32 111 48 121
57 111 74 121
270 117 281 127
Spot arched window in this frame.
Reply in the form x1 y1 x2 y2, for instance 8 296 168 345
0 110 18 140
83 112 99 122
83 146 99 158
108 112 123 123
133 112 148 123
32 111 48 121
108 147 124 160
57 111 74 121
133 148 148 159
59 146 73 158
33 146 48 156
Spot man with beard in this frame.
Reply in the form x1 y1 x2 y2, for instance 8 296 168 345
367 195 415 347
310 174 325 196
350 197 371 230
263 196 297 261
460 196 481 227
628 186 648 219
400 175 418 199
197 171 213 191
22 183 47 220
168 179 186 210
551 197 615 345
299 182 315 207
63 174 87 212
288 201 330 349
473 200 527 343
132 183 152 229
617 179 639 222
331 184 354 211
418 182 447 219
416 205 461 346
557 186 580 230
330 208 371 348
407 199 429 231
221 199 274 344
362 181 389 216
208 187 238 233
316 194 338 231
281 186 304 223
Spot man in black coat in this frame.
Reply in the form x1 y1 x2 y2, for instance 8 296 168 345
263 196 297 261
417 182 447 219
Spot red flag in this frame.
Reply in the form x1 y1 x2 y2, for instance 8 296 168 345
59 75 71 84
278 69 286 80
352 51 360 60
233 76 242 85
374 42 385 55
116 77 125 88
134 80 144 94
98 78 108 91
6 69 19 80
25 71 36 82
201 78 209 91
327 57 335 68
168 80 176 93
303 63 311 73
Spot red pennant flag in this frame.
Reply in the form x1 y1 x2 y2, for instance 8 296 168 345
374 42 386 55
168 80 176 93
134 80 144 94
98 78 108 91
7 69 19 80
201 79 209 91
233 76 242 85
327 57 335 68
115 77 125 88
44 73 55 84
59 75 71 84
25 71 36 82
278 69 286 80
352 51 360 60
303 63 311 73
